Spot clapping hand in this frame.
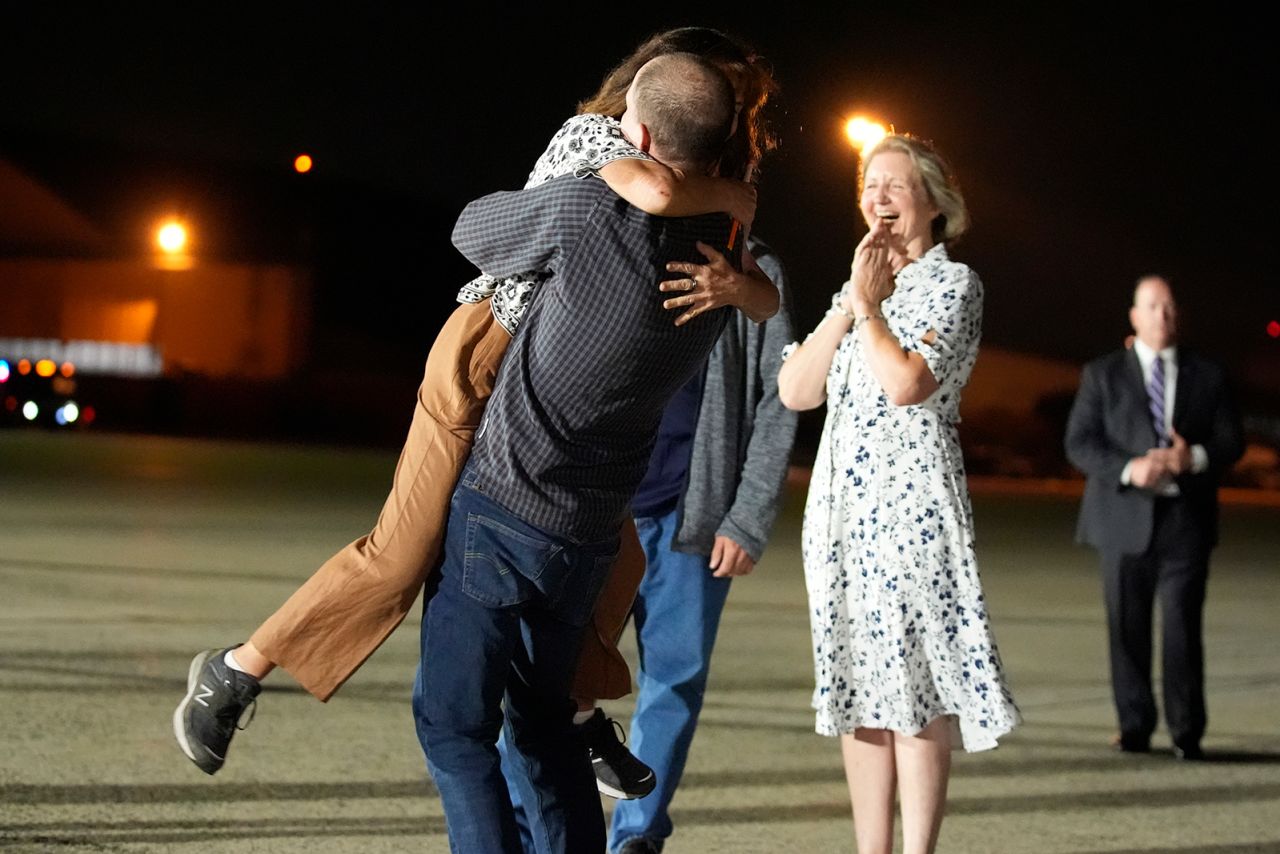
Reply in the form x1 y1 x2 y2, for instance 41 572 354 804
844 218 896 316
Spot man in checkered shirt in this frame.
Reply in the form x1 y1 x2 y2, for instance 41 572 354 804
411 53 741 853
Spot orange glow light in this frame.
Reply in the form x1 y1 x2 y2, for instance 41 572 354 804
35 359 57 378
157 221 188 254
60 362 76 378
17 359 31 375
294 154 313 174
844 116 888 158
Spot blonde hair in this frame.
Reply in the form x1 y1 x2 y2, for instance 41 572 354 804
861 134 969 244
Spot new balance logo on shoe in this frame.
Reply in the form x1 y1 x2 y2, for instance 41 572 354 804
173 646 261 775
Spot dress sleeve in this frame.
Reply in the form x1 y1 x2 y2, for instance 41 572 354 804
524 114 652 188
898 265 983 390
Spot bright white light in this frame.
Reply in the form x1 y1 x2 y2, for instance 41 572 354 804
844 117 888 157
0 359 9 383
157 221 188 253
55 402 80 426
22 400 38 421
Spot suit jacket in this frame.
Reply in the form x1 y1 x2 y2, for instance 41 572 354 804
1064 346 1244 555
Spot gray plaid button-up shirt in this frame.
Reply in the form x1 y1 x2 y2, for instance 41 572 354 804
452 174 733 542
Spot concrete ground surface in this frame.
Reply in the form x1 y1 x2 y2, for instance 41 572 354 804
2 431 1278 854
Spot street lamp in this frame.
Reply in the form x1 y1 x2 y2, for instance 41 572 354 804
844 116 888 159
157 221 187 253
154 218 193 271
844 117 889 244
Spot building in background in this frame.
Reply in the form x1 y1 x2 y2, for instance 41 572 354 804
0 152 311 433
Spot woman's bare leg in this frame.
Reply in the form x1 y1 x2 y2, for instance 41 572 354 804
894 716 952 854
232 642 274 680
842 729 896 854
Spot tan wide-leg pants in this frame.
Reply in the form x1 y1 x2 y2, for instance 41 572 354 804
250 300 645 702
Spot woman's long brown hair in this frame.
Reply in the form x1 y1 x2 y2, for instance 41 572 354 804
576 26 779 181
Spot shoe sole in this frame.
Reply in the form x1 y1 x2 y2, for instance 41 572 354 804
173 649 220 772
594 773 655 800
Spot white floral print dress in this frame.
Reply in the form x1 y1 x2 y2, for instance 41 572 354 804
798 243 1020 751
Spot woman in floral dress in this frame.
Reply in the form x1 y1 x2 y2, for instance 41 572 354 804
778 134 1020 854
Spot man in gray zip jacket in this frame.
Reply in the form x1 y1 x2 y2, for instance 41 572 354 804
608 234 798 854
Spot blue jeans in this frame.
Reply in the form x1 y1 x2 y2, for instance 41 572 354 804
412 467 618 854
609 508 732 852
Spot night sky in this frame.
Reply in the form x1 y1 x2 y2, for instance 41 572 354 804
2 5 1274 398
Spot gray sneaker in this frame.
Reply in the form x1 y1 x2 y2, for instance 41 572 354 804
616 837 662 854
173 646 261 774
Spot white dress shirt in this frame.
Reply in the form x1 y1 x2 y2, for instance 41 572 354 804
1120 339 1208 493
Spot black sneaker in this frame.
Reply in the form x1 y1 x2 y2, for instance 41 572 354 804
173 646 261 775
579 708 656 800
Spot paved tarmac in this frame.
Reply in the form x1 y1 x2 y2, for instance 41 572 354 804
2 432 1278 853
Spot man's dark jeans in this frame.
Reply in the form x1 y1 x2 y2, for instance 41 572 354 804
412 466 618 853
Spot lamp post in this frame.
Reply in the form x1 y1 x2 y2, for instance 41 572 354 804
151 217 195 383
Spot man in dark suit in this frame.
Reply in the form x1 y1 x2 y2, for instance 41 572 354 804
1065 275 1244 760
